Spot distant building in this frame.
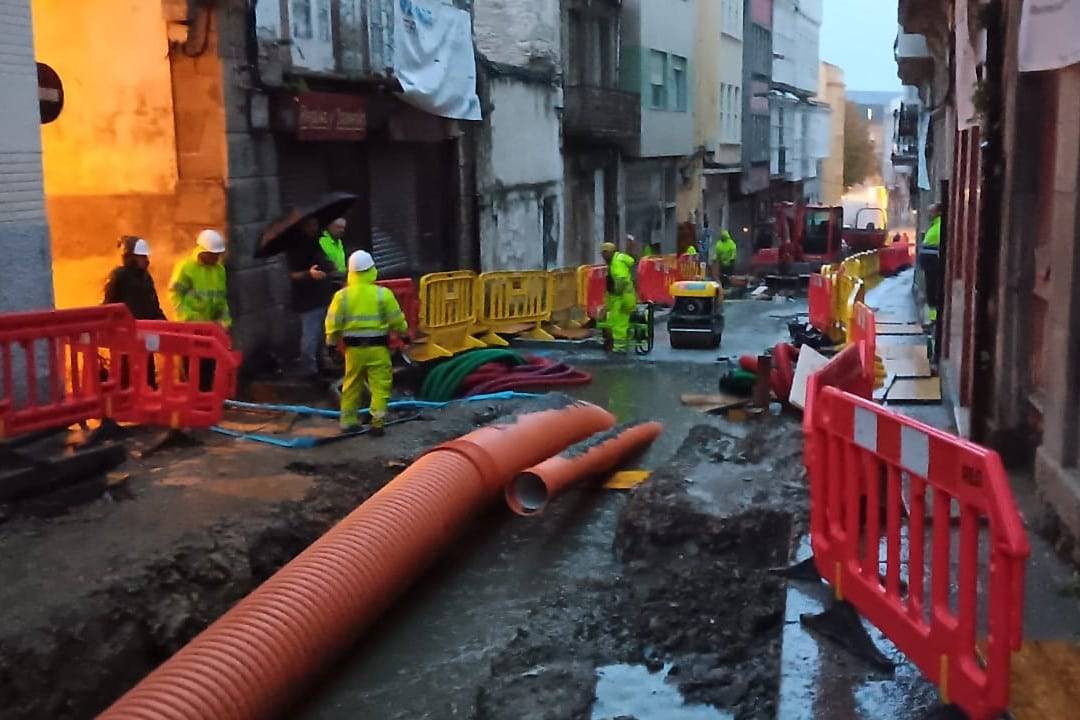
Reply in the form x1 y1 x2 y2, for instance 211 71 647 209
620 0 698 253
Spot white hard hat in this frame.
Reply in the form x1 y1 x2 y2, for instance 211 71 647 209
132 238 151 257
348 250 375 272
196 229 226 254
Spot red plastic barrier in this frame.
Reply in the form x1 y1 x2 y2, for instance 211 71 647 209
0 306 241 439
124 321 241 429
804 357 1029 720
0 306 139 439
879 243 913 275
848 302 877 379
582 265 608 318
808 273 833 333
377 278 420 340
637 258 674 305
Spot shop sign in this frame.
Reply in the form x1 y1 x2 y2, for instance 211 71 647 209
294 92 367 141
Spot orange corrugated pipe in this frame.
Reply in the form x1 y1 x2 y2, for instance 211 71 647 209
99 402 615 720
505 421 663 516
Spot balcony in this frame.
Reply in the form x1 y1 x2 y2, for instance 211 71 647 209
895 30 933 85
563 85 641 147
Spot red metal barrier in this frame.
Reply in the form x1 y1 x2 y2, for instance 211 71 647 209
0 306 139 439
637 258 674 305
804 346 1029 720
377 278 420 339
808 273 833 333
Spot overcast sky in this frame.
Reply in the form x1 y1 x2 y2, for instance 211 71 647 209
820 0 902 92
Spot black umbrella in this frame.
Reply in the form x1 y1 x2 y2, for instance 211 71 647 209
256 191 359 258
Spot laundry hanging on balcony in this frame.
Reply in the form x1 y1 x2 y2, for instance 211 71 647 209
394 0 482 121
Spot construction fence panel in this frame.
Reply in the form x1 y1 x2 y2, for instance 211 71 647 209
804 381 1029 720
377 278 420 340
125 322 241 429
547 268 580 328
578 264 608 319
475 271 554 346
0 306 138 439
637 258 674 305
413 271 486 361
808 273 833 334
675 254 707 282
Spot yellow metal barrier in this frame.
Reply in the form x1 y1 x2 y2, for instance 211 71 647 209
475 270 554 346
547 268 581 329
412 271 487 362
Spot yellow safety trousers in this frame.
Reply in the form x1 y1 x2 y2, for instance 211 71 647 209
341 345 393 429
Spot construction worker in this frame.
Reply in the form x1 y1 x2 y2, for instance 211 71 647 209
325 250 408 435
104 236 165 388
170 229 230 392
104 236 166 321
601 241 636 353
711 229 737 282
319 218 348 274
922 204 942 323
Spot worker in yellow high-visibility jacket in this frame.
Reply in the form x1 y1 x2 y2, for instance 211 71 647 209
601 241 637 352
169 229 231 328
325 250 408 435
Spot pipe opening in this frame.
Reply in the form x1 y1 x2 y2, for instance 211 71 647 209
508 473 549 515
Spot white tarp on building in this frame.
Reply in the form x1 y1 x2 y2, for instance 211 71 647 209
394 0 482 121
1019 0 1080 72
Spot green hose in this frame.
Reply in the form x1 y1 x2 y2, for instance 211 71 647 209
420 349 526 401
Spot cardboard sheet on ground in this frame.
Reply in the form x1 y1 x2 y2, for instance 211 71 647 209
1007 640 1080 719
882 355 932 378
788 345 829 410
680 393 749 414
878 343 929 361
886 377 942 402
604 470 651 490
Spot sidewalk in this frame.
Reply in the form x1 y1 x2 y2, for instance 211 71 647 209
777 269 1080 719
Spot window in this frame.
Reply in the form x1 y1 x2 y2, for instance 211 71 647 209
290 0 312 39
649 50 668 109
733 87 742 143
671 55 688 112
722 0 743 38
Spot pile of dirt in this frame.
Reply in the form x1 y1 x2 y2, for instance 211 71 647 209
474 420 806 720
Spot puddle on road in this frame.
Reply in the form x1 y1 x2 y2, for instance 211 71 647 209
592 663 733 720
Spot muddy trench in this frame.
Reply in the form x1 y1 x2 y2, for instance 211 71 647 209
474 422 804 720
2 405 807 720
0 460 399 720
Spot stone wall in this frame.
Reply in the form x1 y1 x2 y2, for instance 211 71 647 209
0 0 53 314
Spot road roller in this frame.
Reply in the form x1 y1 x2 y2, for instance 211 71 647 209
667 280 724 349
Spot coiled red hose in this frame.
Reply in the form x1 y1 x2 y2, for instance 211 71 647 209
100 402 615 720
464 356 591 396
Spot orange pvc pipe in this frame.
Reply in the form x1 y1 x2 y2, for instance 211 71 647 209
100 402 614 720
506 421 663 516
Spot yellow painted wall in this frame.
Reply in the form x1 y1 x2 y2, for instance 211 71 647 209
32 0 180 310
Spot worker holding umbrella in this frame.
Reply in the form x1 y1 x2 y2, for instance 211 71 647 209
258 192 359 379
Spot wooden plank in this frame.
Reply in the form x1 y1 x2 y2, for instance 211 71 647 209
883 355 932 378
680 393 748 414
1009 641 1080 720
603 470 651 490
886 377 942 403
876 323 926 336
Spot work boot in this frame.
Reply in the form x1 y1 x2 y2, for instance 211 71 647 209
369 425 385 438
339 424 361 435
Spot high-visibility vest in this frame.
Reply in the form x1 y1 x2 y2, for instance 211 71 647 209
325 268 408 341
607 251 636 298
923 216 942 248
169 250 231 327
319 232 347 273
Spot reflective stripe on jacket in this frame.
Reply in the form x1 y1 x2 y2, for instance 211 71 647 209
325 267 408 343
169 250 231 327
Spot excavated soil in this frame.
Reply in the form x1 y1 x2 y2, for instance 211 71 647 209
0 396 575 720
474 418 808 720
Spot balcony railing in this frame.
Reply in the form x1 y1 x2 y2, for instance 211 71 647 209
563 85 641 146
